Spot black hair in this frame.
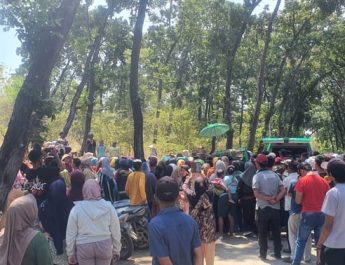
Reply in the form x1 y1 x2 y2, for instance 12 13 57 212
315 155 325 166
288 161 299 172
262 151 270 155
149 156 158 168
133 160 142 171
301 152 309 159
28 149 42 163
297 162 312 172
267 156 275 168
327 159 345 183
73 158 81 168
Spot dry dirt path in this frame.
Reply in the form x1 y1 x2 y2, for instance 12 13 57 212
118 234 316 265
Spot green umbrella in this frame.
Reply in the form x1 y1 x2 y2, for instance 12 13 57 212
199 123 229 138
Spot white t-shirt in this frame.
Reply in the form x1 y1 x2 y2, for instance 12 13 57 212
321 183 345 248
283 172 298 211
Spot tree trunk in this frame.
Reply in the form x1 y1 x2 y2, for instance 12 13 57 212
224 0 262 149
211 136 216 154
0 0 80 211
62 5 114 136
247 0 281 151
50 58 71 97
153 79 162 144
129 0 148 159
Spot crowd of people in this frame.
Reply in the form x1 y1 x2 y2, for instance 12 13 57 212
0 134 345 265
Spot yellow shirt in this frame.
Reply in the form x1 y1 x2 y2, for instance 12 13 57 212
60 169 71 188
125 171 146 205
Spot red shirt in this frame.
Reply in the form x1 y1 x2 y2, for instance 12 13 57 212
295 171 329 213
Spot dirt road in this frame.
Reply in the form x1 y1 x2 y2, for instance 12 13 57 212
118 235 316 265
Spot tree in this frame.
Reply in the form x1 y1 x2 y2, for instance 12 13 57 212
0 0 80 210
247 0 281 151
129 0 148 159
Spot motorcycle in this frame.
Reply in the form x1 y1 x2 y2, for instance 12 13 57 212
114 200 149 250
118 212 135 260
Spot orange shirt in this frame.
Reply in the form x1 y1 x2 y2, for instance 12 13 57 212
125 171 147 205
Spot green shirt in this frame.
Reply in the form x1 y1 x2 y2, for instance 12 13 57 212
21 232 53 265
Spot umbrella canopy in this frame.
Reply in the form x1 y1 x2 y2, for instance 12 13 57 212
199 123 229 138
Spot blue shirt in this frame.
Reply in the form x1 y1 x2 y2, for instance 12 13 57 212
149 207 201 265
289 179 302 214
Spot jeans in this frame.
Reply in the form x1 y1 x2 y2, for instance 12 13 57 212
288 213 311 260
257 207 281 258
292 212 325 265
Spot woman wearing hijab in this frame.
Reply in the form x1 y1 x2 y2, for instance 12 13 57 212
0 194 52 265
209 160 226 181
189 177 216 265
98 157 117 203
39 178 73 264
81 158 97 181
68 171 86 202
66 179 121 265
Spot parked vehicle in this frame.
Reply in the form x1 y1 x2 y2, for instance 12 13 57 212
118 212 134 260
262 137 313 157
114 200 149 251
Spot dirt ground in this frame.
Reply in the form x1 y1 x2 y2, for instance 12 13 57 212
117 234 316 265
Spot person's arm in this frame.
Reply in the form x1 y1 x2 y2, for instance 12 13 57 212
182 175 194 195
295 191 303 204
65 208 78 260
193 246 203 265
109 206 122 258
157 257 173 265
139 173 147 203
317 214 334 249
253 190 275 201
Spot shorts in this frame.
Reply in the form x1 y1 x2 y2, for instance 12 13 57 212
217 193 236 218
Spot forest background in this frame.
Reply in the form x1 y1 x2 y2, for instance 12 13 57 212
1 0 345 158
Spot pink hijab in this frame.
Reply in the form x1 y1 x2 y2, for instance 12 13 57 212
82 179 102 200
0 194 39 265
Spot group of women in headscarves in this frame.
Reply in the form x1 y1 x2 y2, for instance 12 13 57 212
0 148 122 265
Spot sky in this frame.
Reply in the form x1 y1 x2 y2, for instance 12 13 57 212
0 0 284 74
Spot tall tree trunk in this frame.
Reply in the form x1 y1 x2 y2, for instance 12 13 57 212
224 0 262 149
80 64 98 155
153 79 162 144
247 0 281 151
129 0 148 159
0 0 80 210
62 4 114 136
50 58 71 97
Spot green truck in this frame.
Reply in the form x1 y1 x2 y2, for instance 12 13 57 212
262 137 313 157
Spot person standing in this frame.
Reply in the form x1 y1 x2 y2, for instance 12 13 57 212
252 154 285 260
66 179 121 265
146 156 158 215
108 141 120 158
292 161 330 265
190 177 216 265
125 159 147 205
86 133 96 154
0 194 53 265
317 159 345 265
96 140 107 158
149 176 203 265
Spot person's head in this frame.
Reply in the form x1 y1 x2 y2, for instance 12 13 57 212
82 179 101 200
112 141 117 147
267 156 275 169
194 176 207 197
255 154 269 170
155 176 179 208
73 158 81 170
221 156 230 167
119 158 130 170
287 160 299 173
62 154 73 172
28 149 42 166
59 132 65 138
149 156 158 169
315 155 325 171
133 159 143 171
202 163 210 176
297 162 312 177
99 139 104 146
300 152 309 162
327 158 345 184
88 132 94 139
69 171 86 201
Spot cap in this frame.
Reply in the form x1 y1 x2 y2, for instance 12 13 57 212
156 176 179 202
255 154 268 165
275 157 283 165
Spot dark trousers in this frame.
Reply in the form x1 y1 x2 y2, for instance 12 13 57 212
241 198 257 233
321 246 345 265
257 207 281 258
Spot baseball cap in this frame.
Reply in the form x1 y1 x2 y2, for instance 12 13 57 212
255 154 268 165
156 176 179 202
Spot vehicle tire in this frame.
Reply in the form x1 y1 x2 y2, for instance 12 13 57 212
134 225 149 250
120 232 134 260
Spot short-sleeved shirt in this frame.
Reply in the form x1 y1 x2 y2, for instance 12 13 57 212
289 179 301 214
252 169 283 210
321 183 345 248
149 207 201 265
295 172 329 213
283 172 298 211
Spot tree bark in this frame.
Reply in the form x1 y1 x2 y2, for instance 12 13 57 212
224 0 262 149
247 0 281 151
62 5 114 136
129 0 148 159
0 0 80 211
50 58 71 97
